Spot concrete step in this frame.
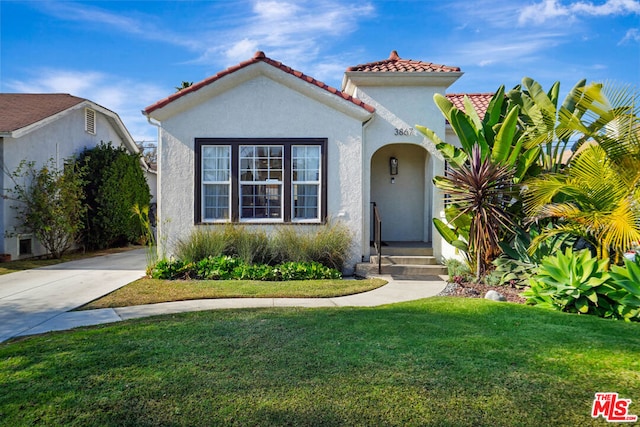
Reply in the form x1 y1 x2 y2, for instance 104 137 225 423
355 262 447 277
371 255 439 265
380 246 433 256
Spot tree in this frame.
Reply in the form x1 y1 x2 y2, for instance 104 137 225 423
524 144 640 266
6 159 87 258
79 142 151 249
516 79 640 266
175 81 193 92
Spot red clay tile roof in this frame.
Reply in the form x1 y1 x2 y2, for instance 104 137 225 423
446 93 494 118
144 51 375 115
347 51 461 73
0 93 86 133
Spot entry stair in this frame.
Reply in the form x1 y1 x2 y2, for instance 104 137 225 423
355 242 448 277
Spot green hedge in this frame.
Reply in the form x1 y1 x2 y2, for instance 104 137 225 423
79 142 151 249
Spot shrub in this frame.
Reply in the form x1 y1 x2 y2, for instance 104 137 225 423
151 256 342 281
226 226 271 265
79 142 151 249
277 261 342 280
6 158 87 258
174 223 352 270
493 225 576 288
174 227 229 263
522 248 640 321
271 223 351 270
443 258 471 284
195 255 242 280
151 259 195 280
305 222 352 271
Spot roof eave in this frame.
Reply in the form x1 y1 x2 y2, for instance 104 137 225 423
5 100 139 157
145 61 374 123
344 71 463 89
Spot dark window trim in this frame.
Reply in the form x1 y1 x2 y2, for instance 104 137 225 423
195 138 328 225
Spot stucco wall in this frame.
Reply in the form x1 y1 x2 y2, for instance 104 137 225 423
354 85 449 260
1 108 127 259
156 75 367 273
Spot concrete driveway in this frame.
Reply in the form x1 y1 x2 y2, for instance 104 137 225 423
0 249 147 343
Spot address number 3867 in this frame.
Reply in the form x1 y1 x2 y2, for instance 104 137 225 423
394 127 415 136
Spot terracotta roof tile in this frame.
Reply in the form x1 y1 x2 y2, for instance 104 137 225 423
446 93 494 118
0 93 86 133
347 50 461 73
144 51 375 115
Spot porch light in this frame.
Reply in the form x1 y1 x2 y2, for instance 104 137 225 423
389 157 398 175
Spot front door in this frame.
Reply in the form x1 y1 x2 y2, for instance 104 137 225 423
370 144 427 242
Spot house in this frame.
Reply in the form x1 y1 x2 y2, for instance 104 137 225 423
143 51 491 274
0 93 150 260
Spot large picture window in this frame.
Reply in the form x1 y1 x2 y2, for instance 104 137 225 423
195 138 327 223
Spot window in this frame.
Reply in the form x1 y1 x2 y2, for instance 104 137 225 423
240 145 283 220
195 139 327 223
292 145 320 220
19 235 32 256
85 108 96 134
201 146 231 221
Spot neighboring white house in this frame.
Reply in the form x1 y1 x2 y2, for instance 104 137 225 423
143 51 492 274
0 93 151 260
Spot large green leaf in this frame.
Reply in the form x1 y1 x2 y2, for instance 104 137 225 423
433 218 458 245
433 93 455 122
491 105 520 165
449 109 479 154
483 85 505 127
415 124 445 146
434 142 467 168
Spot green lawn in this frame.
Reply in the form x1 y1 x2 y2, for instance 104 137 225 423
79 277 387 309
2 298 639 426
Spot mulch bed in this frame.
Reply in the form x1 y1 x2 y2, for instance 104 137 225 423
438 281 527 304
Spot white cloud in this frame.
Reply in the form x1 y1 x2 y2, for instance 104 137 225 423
452 32 563 68
619 28 640 43
518 0 640 25
209 0 375 68
39 0 375 74
39 1 201 50
5 69 166 142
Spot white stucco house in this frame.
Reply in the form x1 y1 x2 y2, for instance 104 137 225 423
143 51 492 275
0 93 151 260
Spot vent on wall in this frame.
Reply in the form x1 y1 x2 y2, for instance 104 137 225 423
85 108 96 135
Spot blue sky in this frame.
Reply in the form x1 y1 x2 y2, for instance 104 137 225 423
1 0 639 142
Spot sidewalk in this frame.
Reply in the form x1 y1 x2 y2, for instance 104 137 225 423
0 250 447 342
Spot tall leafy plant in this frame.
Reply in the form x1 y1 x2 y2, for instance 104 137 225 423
79 142 151 249
417 88 531 280
524 144 640 266
6 158 87 258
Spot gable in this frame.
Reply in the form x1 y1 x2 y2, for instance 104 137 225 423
144 51 374 123
0 94 85 134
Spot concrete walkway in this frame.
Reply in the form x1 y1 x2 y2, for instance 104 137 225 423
0 250 447 342
0 249 147 343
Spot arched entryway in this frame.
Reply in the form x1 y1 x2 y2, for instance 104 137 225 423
370 143 430 242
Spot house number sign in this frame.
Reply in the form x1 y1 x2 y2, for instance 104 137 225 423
394 127 415 136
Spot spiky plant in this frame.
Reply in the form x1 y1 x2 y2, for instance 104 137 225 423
434 145 517 281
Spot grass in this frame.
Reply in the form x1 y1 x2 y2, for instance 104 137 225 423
79 277 387 309
2 298 639 426
0 246 142 276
